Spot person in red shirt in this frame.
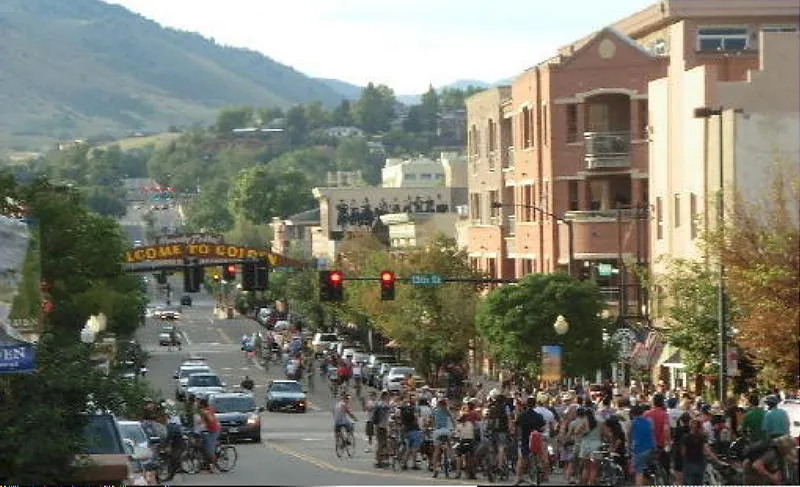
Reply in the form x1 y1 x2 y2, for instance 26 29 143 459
644 393 672 476
199 397 221 473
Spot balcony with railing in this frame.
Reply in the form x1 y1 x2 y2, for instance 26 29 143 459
584 131 631 169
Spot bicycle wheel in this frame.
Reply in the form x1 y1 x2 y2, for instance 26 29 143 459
440 447 451 478
180 449 201 474
344 430 355 457
395 439 407 469
155 455 173 483
335 431 345 458
216 445 238 472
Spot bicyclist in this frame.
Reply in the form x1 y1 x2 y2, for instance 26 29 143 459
743 433 797 484
431 397 455 478
485 389 513 473
399 394 424 470
198 397 221 473
514 397 545 486
333 392 358 443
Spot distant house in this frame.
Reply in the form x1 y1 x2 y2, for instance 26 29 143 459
323 126 365 138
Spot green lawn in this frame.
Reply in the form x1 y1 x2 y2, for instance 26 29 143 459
99 132 182 150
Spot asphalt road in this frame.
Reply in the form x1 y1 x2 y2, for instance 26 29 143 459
135 296 547 485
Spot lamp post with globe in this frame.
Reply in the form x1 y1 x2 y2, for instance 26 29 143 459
554 315 569 336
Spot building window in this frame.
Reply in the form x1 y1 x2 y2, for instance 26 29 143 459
405 173 417 180
568 181 579 211
690 193 698 239
542 104 548 146
469 124 479 157
489 190 499 220
648 38 667 55
656 196 663 239
697 27 749 52
674 194 681 228
435 173 444 179
487 119 497 153
566 104 578 142
420 173 432 180
470 193 481 221
521 107 532 148
762 24 798 33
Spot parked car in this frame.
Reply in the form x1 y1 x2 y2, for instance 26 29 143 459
180 295 192 306
265 380 307 413
208 392 265 442
311 332 340 355
382 366 416 392
185 373 226 400
72 413 137 485
156 309 181 320
780 399 800 441
117 420 152 462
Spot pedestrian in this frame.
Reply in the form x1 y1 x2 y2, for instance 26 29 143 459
363 391 377 453
199 397 221 473
630 404 655 486
682 418 725 484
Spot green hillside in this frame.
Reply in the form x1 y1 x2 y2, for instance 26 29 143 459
0 0 346 151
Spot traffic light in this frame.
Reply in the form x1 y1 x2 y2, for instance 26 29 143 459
255 259 269 291
379 270 395 301
242 259 269 291
222 263 236 282
155 271 167 285
319 270 343 302
242 261 256 291
183 259 202 293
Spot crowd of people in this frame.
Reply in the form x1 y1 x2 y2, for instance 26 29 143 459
328 379 798 485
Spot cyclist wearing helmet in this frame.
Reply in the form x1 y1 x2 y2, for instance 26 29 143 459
762 395 790 439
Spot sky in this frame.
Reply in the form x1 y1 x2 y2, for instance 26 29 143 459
106 0 653 94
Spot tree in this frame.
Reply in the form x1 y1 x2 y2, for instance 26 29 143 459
84 186 127 218
354 82 395 134
185 180 233 232
338 235 479 376
305 101 330 130
657 258 734 379
703 163 799 387
214 106 254 133
475 273 613 379
227 166 314 224
285 105 309 146
266 147 335 186
0 176 153 482
419 85 440 133
331 100 354 126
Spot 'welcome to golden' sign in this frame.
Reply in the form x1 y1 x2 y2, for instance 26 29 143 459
125 243 277 264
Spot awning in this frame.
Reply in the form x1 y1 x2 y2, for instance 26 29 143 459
662 350 685 368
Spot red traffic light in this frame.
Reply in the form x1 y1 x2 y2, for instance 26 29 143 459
226 264 236 274
380 271 394 283
329 270 343 284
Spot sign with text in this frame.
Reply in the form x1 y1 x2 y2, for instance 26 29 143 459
123 243 307 269
541 345 562 383
153 233 224 246
410 273 443 287
0 343 36 374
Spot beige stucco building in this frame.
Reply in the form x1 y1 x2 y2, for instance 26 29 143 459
649 30 800 273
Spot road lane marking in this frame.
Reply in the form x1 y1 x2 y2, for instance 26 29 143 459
264 441 469 483
216 328 233 344
180 329 193 346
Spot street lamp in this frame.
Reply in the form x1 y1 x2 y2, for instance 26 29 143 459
554 314 569 335
694 106 741 405
492 201 575 278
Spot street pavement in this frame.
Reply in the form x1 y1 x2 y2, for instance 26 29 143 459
136 288 562 485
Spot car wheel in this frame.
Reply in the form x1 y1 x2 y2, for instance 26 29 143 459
299 406 307 413
253 434 262 443
266 402 273 411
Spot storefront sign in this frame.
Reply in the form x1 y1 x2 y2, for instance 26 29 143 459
124 243 272 264
0 343 36 374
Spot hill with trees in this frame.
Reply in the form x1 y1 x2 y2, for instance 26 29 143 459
0 0 347 151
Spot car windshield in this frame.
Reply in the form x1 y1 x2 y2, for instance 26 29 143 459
188 375 221 387
118 422 148 445
161 326 174 333
391 367 414 376
270 382 302 393
319 334 337 342
180 367 209 378
81 415 124 454
211 396 256 413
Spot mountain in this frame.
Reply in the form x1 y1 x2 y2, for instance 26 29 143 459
314 78 363 100
396 78 510 105
0 0 347 151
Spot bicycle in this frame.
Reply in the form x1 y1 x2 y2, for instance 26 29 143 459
181 431 238 473
335 424 356 458
433 432 454 478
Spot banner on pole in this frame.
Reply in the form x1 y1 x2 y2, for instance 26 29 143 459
541 345 562 382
